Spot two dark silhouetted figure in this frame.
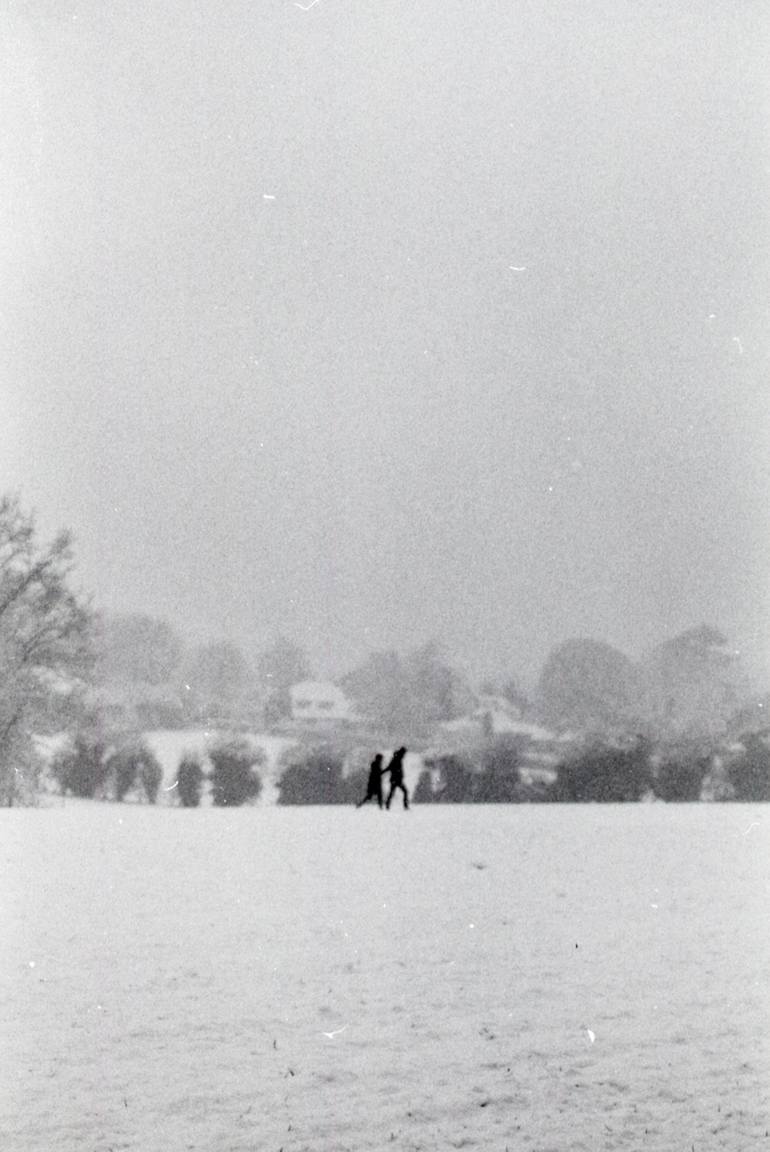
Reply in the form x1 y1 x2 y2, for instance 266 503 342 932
356 747 409 810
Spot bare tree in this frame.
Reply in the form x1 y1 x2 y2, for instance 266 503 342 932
0 495 94 805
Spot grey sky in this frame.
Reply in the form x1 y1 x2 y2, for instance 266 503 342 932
2 1 769 686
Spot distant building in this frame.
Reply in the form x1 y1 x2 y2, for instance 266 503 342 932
289 681 357 727
429 696 575 787
434 694 555 747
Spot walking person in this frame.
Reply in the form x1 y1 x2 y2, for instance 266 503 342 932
356 753 385 809
384 747 409 810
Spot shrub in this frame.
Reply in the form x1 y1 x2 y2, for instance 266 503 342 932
140 752 163 804
345 765 371 805
177 754 205 807
52 735 110 798
433 754 475 802
413 768 437 803
700 756 734 802
654 752 710 802
553 740 652 802
472 736 522 802
728 736 770 801
209 738 264 806
108 746 139 801
105 741 164 803
277 747 350 804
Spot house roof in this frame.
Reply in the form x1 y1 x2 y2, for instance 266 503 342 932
290 680 347 699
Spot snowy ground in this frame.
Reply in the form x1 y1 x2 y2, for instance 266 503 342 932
2 803 768 1151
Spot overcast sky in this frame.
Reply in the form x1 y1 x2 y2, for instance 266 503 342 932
2 1 769 687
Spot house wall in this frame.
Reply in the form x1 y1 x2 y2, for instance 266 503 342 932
290 681 354 723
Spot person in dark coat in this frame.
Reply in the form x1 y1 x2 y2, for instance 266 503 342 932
384 747 409 810
356 753 385 808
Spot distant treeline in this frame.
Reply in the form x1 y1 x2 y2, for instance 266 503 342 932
412 736 770 804
48 732 770 806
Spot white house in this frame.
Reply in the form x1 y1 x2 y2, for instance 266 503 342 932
289 680 356 726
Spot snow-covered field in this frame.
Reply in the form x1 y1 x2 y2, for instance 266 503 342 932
2 803 768 1151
